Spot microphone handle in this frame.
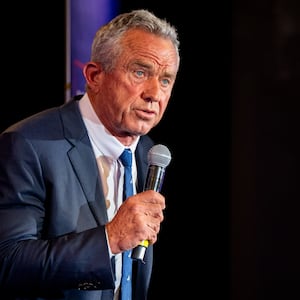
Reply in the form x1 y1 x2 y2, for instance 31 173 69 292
144 165 166 193
131 165 165 262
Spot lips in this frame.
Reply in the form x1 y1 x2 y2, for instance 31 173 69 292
135 108 156 120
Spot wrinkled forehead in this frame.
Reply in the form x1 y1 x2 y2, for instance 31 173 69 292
121 29 179 71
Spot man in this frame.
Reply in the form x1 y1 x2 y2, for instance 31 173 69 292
0 9 180 300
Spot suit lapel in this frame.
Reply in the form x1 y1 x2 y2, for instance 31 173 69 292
135 144 148 192
59 100 108 226
68 143 108 225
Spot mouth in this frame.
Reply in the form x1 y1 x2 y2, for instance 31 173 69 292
135 108 156 120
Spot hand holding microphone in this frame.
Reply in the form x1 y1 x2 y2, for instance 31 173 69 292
131 144 172 262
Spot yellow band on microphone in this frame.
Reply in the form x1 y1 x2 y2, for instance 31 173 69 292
139 240 149 247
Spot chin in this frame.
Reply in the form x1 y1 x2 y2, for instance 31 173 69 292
132 122 153 135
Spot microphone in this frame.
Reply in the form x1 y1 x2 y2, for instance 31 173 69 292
131 144 172 262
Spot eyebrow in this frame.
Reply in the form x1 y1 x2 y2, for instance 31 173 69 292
130 61 176 80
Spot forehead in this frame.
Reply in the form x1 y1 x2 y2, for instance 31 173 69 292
120 29 179 71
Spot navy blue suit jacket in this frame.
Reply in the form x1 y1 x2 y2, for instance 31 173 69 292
0 98 155 300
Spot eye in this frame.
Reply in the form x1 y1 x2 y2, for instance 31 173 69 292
161 78 171 87
135 70 145 78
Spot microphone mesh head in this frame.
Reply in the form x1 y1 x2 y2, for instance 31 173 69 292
148 144 172 167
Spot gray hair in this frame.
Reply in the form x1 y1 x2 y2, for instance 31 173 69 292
90 9 180 72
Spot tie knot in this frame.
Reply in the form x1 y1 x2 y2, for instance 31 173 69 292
119 148 132 167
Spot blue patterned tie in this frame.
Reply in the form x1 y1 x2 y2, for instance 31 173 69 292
119 148 133 300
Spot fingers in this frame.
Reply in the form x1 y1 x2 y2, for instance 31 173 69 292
135 190 166 209
145 223 160 245
144 208 164 221
131 203 163 245
106 190 166 253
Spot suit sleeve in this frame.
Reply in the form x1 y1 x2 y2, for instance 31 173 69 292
0 131 115 294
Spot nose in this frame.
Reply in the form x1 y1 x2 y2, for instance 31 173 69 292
141 78 162 103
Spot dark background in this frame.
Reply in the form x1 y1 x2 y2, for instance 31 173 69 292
2 1 299 299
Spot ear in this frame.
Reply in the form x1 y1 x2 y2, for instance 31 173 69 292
83 62 102 88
